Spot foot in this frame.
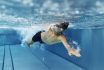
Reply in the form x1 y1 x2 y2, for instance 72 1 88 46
27 43 32 48
21 43 25 47
68 48 81 57
21 41 32 48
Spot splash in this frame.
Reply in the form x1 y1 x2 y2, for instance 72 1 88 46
69 40 81 56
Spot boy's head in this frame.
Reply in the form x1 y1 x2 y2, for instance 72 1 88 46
50 22 69 35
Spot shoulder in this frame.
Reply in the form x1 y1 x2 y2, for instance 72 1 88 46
57 34 66 40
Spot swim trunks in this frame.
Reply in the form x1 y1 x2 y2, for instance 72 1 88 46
32 31 44 43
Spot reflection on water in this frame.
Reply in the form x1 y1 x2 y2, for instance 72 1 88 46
0 0 104 29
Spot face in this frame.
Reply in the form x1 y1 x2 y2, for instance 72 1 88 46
50 22 69 34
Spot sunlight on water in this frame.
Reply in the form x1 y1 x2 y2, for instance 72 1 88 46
0 0 104 29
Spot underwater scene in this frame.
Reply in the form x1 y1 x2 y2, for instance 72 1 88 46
0 0 104 70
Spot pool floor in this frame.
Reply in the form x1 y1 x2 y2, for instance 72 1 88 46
0 44 83 70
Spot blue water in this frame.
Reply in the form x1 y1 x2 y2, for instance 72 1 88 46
0 0 104 70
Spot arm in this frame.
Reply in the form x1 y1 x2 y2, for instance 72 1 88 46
58 35 71 51
58 35 81 57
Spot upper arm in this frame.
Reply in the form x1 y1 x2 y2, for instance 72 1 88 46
58 35 69 47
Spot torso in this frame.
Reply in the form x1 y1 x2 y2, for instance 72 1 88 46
41 31 61 45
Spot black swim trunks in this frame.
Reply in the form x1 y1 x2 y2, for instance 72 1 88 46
32 31 44 43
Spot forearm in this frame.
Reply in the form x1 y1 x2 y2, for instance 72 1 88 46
58 35 81 57
58 35 71 51
64 43 71 51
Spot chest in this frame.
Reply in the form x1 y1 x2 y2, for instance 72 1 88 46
41 32 61 45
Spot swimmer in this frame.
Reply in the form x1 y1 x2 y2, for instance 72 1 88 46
22 22 81 57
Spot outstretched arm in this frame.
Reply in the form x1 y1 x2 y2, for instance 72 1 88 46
58 35 81 57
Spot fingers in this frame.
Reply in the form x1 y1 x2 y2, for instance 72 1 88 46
68 49 81 57
68 52 81 57
75 53 81 57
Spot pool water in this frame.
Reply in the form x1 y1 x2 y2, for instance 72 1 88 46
0 0 104 70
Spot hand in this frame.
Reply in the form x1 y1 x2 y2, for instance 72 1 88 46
68 48 81 57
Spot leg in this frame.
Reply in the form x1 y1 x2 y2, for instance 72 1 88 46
21 39 34 47
27 40 34 47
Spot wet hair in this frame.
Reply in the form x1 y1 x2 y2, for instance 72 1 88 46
56 22 69 31
53 22 69 35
